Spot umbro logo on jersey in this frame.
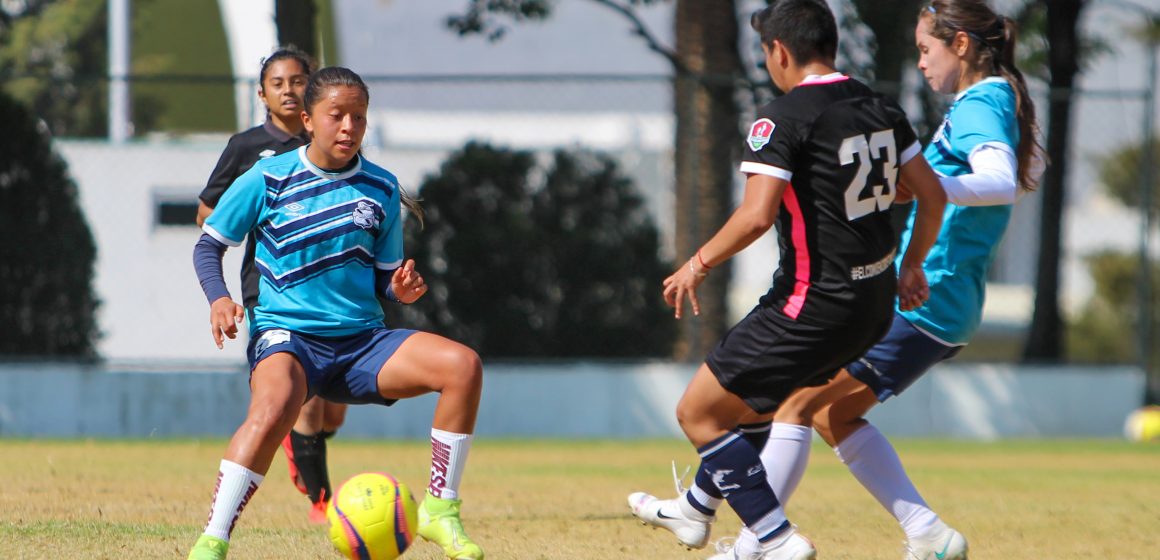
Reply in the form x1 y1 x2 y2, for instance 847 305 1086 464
258 149 276 159
748 118 775 151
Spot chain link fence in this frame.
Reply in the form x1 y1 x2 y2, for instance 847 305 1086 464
2 71 1155 369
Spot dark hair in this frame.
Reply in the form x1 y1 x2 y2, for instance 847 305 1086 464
921 0 1044 192
258 46 314 92
304 66 370 112
750 0 838 65
304 66 424 225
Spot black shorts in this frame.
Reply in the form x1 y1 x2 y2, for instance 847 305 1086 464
706 304 892 414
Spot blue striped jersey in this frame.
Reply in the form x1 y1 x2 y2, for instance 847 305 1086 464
203 146 403 337
897 77 1019 345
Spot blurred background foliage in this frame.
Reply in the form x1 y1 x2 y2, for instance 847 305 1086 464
389 142 677 358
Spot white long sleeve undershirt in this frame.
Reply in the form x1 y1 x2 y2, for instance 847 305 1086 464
939 142 1019 206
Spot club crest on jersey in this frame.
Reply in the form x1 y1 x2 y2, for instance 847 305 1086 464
747 118 775 151
352 201 380 230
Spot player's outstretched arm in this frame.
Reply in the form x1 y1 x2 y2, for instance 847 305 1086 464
662 173 785 319
896 156 946 311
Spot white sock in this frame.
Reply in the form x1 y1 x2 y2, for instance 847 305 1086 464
428 428 472 500
763 423 812 500
687 484 723 513
676 492 714 522
734 423 812 556
203 459 264 541
835 424 939 540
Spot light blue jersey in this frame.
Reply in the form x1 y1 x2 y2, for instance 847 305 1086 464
897 77 1018 345
204 146 403 337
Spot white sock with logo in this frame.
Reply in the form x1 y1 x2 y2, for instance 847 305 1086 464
428 428 472 500
835 424 939 540
203 459 264 541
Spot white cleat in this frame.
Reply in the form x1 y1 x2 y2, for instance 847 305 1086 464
757 530 816 560
904 522 968 560
627 491 713 549
706 537 761 560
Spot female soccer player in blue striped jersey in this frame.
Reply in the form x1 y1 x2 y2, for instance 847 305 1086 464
187 67 484 560
714 1 1044 559
197 46 350 526
627 2 948 559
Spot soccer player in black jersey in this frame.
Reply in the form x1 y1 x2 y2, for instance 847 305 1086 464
628 1 947 558
196 47 344 524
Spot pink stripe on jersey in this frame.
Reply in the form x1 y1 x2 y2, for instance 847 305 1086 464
781 184 810 319
800 74 849 86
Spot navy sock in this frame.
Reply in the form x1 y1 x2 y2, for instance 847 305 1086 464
694 466 725 500
738 421 773 452
696 431 781 531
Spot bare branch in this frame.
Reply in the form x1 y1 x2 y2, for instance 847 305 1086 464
587 0 689 74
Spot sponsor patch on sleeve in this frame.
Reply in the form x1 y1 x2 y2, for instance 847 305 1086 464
747 118 775 151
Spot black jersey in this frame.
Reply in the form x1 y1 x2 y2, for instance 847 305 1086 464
740 75 921 326
199 119 309 308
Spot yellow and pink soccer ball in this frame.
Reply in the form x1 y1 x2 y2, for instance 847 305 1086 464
1124 406 1160 443
327 472 419 559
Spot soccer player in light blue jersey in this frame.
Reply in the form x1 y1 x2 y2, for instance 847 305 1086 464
187 67 484 560
197 46 352 526
712 1 1044 559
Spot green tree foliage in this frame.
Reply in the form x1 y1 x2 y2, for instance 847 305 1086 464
393 142 676 358
0 0 107 137
0 91 98 358
1068 251 1157 365
1097 141 1160 214
131 0 233 134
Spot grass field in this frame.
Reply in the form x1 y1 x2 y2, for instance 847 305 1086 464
1 438 1157 559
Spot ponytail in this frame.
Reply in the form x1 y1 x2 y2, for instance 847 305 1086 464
401 186 425 228
994 16 1044 192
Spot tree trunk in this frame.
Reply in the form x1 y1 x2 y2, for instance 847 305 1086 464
852 0 922 98
1024 0 1084 361
672 0 744 360
276 0 317 56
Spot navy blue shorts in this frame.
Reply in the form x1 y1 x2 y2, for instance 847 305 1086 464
706 304 892 414
247 327 417 406
846 314 962 402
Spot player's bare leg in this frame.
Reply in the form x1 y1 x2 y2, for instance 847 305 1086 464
813 372 967 560
376 332 484 559
322 400 348 433
631 365 815 559
717 375 864 558
189 353 307 559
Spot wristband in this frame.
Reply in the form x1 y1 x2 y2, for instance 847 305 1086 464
696 249 712 270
